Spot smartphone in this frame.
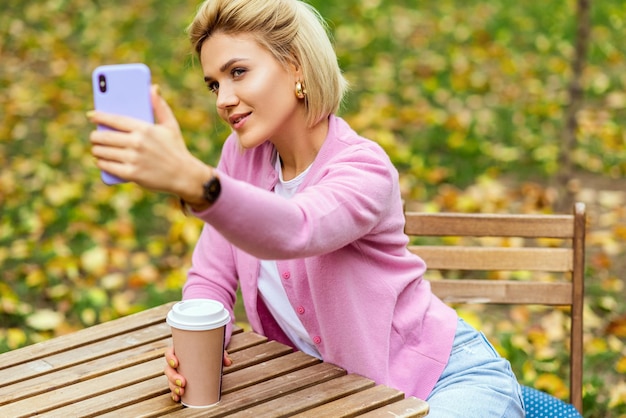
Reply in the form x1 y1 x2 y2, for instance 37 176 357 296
91 63 154 185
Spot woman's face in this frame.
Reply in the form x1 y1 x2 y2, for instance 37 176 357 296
200 32 303 149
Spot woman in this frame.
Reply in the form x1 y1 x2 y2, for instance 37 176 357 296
88 0 525 416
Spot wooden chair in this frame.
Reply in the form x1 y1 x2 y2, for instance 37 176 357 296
404 203 586 414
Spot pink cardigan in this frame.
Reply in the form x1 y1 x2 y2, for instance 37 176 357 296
183 115 457 400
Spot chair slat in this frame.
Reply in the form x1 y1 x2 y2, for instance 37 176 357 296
404 212 574 238
429 280 573 305
409 246 572 271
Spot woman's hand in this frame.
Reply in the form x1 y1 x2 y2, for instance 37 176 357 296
164 346 233 403
87 85 207 197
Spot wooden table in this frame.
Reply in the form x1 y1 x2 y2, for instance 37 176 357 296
0 302 428 417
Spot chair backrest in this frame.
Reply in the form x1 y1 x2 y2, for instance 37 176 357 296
404 203 586 414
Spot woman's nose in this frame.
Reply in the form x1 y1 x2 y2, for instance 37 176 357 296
216 85 238 109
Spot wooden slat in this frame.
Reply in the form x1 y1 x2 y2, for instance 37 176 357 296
36 375 169 418
404 212 575 238
233 374 375 417
295 385 405 418
222 351 320 394
0 302 175 369
358 396 429 417
0 357 165 418
0 322 170 389
0 337 170 406
409 246 572 271
225 330 267 353
96 393 181 418
224 340 292 373
164 362 347 417
429 280 573 305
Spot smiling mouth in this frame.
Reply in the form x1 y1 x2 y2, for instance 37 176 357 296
230 113 251 128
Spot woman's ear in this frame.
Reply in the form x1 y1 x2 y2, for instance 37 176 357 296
288 58 303 80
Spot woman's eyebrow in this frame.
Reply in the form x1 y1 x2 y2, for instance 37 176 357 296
204 58 249 82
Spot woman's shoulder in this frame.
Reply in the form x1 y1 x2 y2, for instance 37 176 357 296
325 115 394 164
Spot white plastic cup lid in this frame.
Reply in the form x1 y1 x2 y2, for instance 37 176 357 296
166 299 230 331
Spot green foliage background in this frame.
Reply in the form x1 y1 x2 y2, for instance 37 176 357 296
1 1 625 416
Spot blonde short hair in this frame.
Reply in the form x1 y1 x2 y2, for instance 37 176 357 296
187 0 348 127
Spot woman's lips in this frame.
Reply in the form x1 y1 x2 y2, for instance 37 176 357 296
230 112 251 129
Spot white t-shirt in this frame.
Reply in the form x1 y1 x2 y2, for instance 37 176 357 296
257 156 321 358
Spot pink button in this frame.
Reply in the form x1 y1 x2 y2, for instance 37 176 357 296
297 306 305 315
313 336 322 344
282 271 291 280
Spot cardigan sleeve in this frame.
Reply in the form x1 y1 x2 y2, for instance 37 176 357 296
193 136 398 260
181 151 241 345
182 223 239 345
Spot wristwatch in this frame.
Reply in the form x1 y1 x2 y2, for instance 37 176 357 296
202 174 221 204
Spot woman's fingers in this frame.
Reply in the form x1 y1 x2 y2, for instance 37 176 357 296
87 110 147 133
164 366 185 388
165 347 178 369
151 85 180 131
223 350 232 367
164 349 186 402
87 85 178 134
89 126 133 149
163 348 231 403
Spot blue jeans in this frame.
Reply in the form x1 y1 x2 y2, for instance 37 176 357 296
426 318 525 417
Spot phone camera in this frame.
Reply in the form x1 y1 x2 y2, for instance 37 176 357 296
98 74 107 93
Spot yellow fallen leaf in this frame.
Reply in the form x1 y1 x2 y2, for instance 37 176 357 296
535 373 568 400
100 273 125 291
86 288 108 308
614 224 626 241
80 246 108 275
165 269 186 290
598 190 625 209
586 337 608 355
46 284 70 301
26 309 64 331
112 292 133 316
608 381 626 409
25 268 46 288
6 328 27 350
540 310 566 342
43 182 82 207
182 221 201 245
81 308 97 326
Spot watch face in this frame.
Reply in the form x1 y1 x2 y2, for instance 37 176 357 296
203 176 221 204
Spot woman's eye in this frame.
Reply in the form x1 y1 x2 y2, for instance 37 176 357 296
207 82 219 94
232 68 246 78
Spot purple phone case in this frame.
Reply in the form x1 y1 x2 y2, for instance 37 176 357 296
91 63 154 185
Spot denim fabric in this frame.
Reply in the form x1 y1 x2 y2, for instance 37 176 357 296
426 318 525 417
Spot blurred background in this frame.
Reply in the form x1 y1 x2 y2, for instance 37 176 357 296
1 1 625 416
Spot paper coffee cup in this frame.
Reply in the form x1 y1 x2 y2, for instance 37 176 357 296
166 299 230 408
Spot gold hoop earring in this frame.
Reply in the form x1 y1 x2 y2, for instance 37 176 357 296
295 81 307 99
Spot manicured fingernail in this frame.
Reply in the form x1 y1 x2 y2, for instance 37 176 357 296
169 359 176 368
175 379 182 387
86 110 95 119
175 388 180 395
154 84 161 96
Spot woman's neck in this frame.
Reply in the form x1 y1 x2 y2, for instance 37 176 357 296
275 117 329 181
